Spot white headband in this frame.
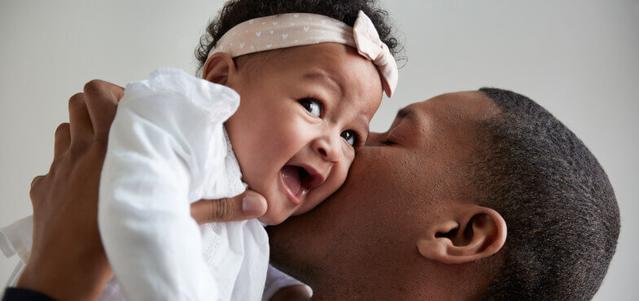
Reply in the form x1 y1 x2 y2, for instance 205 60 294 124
204 11 398 97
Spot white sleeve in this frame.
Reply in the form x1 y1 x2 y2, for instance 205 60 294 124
262 265 313 301
0 215 33 263
98 69 239 301
0 216 32 290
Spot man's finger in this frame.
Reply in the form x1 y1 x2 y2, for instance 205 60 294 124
269 285 313 301
191 190 268 224
83 80 124 140
53 123 71 161
48 122 71 175
29 175 47 205
68 93 93 150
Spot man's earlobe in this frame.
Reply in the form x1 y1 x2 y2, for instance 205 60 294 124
202 52 237 85
416 206 507 264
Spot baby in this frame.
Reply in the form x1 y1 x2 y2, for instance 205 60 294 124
0 1 399 300
98 4 397 301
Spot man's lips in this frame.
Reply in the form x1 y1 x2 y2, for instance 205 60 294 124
279 164 325 205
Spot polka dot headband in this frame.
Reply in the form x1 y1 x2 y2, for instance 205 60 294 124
204 11 398 97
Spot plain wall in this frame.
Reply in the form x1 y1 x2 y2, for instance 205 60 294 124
1 0 637 299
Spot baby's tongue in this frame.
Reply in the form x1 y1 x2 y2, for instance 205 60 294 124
281 166 302 195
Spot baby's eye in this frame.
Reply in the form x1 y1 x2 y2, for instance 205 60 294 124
298 98 322 118
341 130 359 147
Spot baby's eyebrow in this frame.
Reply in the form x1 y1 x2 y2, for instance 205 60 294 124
302 70 344 99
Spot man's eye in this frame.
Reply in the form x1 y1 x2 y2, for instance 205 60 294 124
341 130 358 146
298 98 322 117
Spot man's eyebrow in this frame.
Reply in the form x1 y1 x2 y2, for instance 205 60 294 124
396 107 415 120
302 70 344 98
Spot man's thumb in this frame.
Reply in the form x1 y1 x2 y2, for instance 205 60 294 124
191 190 268 224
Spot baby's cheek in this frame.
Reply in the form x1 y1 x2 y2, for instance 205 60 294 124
298 165 349 215
341 155 356 182
325 162 349 195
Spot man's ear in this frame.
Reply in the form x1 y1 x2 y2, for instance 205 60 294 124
202 52 238 85
416 206 506 264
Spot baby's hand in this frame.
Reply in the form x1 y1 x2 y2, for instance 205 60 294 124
191 190 268 223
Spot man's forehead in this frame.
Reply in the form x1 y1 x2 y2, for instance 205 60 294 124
407 91 500 122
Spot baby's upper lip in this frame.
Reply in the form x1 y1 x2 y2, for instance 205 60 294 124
292 162 327 191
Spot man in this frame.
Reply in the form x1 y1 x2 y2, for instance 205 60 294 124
268 88 620 299
3 82 619 300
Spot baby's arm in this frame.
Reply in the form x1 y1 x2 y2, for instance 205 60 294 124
99 69 239 300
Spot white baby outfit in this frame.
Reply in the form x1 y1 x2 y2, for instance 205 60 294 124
99 68 269 301
0 68 307 301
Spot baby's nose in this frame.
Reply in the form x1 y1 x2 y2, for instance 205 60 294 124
312 135 340 162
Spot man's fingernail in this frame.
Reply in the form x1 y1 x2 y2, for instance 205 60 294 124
242 195 266 215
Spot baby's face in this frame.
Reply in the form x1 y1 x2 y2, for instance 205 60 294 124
224 43 383 225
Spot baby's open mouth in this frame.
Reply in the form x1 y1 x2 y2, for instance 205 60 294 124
280 164 324 204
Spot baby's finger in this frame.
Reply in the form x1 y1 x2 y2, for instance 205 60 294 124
191 190 267 224
83 80 123 140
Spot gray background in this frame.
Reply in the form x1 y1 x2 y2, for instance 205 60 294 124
1 0 637 299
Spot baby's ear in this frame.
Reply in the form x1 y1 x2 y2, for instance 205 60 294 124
416 205 506 264
203 52 237 85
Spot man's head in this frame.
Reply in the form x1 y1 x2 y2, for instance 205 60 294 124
473 88 619 300
267 89 619 299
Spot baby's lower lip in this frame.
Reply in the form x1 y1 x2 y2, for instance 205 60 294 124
279 167 307 205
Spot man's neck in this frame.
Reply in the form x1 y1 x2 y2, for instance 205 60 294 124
308 273 420 300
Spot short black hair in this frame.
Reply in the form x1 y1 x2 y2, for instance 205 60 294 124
195 0 401 72
473 88 620 300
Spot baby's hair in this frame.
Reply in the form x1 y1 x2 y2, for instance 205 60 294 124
195 0 402 73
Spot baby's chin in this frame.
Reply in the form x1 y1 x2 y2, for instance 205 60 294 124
258 193 327 225
252 187 302 225
257 200 299 225
258 211 290 226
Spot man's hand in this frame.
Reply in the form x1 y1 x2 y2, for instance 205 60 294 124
191 191 268 224
269 285 312 301
19 80 123 300
17 79 268 300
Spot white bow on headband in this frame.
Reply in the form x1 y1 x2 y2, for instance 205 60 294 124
205 11 398 97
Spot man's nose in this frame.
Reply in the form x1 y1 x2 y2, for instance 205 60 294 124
365 132 383 146
312 135 340 162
